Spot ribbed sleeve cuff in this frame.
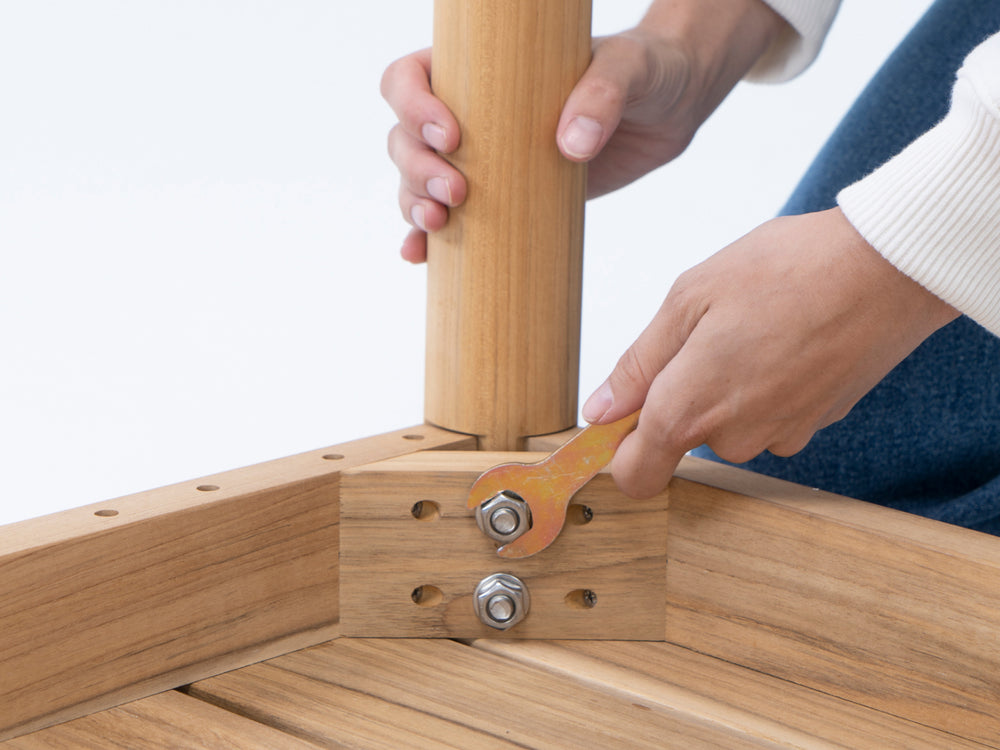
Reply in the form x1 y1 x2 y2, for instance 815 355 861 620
838 70 1000 335
746 0 841 82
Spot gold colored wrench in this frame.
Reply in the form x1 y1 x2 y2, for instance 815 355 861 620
467 410 641 558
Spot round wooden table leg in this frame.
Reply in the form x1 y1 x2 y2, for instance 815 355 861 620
425 0 592 451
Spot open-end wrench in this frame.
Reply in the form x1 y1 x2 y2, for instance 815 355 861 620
467 410 641 558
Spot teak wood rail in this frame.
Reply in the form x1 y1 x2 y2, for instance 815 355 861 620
5 0 1000 747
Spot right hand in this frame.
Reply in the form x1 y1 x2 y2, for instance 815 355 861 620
581 208 960 499
381 1 786 262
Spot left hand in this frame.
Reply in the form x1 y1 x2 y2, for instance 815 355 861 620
380 0 786 263
582 207 960 498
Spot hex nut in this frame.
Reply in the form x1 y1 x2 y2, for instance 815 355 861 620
475 491 532 544
473 573 530 630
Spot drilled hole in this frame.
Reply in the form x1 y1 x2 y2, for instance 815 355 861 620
94 509 119 518
564 589 598 610
196 485 220 492
566 504 594 525
402 434 425 441
411 585 443 607
322 453 345 461
410 500 440 521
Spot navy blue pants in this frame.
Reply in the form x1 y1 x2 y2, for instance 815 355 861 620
694 0 1000 533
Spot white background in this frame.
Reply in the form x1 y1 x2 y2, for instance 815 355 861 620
0 0 933 525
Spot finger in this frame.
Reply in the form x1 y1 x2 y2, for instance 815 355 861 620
400 226 428 264
609 350 715 499
760 403 841 459
582 275 705 424
581 345 657 424
381 48 460 154
611 423 686 500
390 127 454 239
556 36 633 162
399 186 449 235
760 394 855 458
706 431 771 465
766 433 813 459
387 124 467 208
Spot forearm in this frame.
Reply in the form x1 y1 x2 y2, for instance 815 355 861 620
838 32 1000 334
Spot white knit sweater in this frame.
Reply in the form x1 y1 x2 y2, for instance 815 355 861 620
755 1 1000 335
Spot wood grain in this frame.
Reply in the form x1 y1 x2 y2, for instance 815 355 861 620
187 638 778 749
471 639 990 750
339 451 668 639
0 425 474 741
425 0 591 450
186 657 515 749
668 455 1000 746
524 426 582 452
1 690 321 750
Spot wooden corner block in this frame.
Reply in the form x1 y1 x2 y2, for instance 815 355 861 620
340 451 668 639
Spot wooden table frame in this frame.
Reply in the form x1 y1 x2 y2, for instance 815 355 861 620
5 428 1000 744
4 0 1000 745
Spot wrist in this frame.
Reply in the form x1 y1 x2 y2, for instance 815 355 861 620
637 0 787 123
830 207 960 335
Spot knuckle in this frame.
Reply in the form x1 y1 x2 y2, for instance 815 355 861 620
616 472 665 500
676 421 713 455
379 57 406 101
612 346 654 391
611 440 673 500
767 442 800 458
659 274 709 337
706 434 762 465
386 124 403 162
387 130 434 194
768 429 815 458
637 408 703 459
381 56 436 136
398 187 416 223
821 400 855 428
664 268 700 311
381 52 427 102
575 74 627 113
711 446 757 465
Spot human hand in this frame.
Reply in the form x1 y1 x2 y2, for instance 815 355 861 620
581 208 960 499
381 0 786 262
380 48 463 263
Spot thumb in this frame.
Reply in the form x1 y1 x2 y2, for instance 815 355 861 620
556 36 635 162
582 297 693 424
581 349 651 425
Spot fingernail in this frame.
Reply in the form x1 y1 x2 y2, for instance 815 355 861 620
560 116 603 159
422 122 448 152
582 381 613 422
426 176 452 204
411 204 427 232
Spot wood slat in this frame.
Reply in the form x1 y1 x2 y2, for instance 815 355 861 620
1 690 321 749
340 451 668 639
186 659 516 749
187 638 780 749
668 456 1000 747
0 425 475 741
471 639 992 749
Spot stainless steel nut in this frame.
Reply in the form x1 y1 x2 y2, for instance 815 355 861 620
473 573 530 630
475 491 532 543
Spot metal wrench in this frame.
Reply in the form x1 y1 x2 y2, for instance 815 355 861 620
467 410 641 558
